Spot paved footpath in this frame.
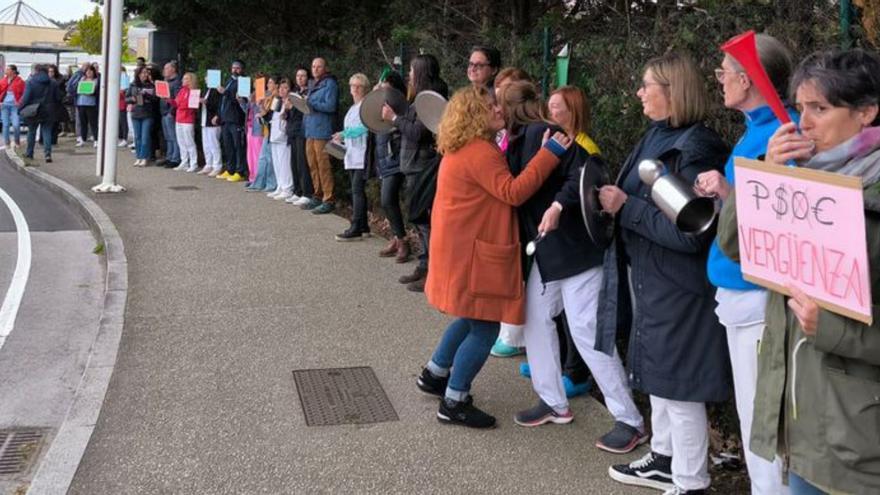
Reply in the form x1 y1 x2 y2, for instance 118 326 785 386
32 141 647 494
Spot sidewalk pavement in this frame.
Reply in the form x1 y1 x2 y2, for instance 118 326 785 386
36 141 648 494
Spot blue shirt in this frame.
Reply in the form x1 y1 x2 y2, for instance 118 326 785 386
707 105 800 290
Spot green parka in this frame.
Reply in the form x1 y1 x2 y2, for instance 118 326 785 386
718 180 880 495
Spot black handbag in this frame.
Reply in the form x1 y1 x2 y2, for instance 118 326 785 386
19 103 39 119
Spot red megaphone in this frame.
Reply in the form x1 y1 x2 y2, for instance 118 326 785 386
721 31 792 125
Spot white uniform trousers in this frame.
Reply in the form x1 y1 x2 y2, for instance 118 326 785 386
522 262 642 429
726 322 788 495
271 141 293 193
499 323 524 347
650 396 710 491
174 123 198 170
202 127 222 170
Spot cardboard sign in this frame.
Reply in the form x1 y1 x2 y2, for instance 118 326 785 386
255 77 265 102
206 69 221 88
77 80 96 95
237 77 251 98
733 158 873 324
188 89 201 109
155 80 170 99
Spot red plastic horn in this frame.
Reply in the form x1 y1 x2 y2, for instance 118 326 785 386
721 30 791 124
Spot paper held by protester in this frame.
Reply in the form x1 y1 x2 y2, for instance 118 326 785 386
733 158 872 324
237 77 251 99
255 78 266 102
155 81 170 99
206 69 221 88
188 89 201 109
77 80 96 95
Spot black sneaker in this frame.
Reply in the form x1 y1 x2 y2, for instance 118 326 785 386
596 421 649 454
437 397 496 429
608 451 674 491
335 227 365 242
662 487 706 495
514 399 573 427
416 368 447 397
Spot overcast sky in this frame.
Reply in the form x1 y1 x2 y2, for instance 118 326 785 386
8 0 96 23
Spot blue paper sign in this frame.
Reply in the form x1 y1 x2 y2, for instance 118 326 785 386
237 76 251 98
120 71 130 91
206 69 221 88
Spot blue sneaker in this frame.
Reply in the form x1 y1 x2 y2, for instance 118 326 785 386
490 338 524 357
563 375 591 398
519 362 531 378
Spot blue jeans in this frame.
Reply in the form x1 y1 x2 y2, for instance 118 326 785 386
247 137 276 191
789 473 828 495
429 318 500 398
161 113 179 163
1 102 20 145
132 117 153 160
25 121 52 158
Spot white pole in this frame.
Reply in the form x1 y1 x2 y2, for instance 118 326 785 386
92 0 125 193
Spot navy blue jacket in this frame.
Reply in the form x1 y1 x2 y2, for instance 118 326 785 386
596 120 733 403
20 71 62 124
219 76 246 126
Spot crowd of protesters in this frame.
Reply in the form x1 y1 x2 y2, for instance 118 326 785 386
6 33 879 495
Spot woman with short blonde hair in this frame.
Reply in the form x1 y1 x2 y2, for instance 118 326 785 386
417 85 572 428
643 52 710 128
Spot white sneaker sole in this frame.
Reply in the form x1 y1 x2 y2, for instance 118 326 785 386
607 466 674 491
513 412 573 427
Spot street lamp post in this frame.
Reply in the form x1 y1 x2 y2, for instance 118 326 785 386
92 0 125 193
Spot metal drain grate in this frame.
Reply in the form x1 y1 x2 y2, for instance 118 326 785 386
0 429 46 475
293 367 399 426
168 185 200 191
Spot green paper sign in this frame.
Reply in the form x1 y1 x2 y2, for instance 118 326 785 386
77 80 96 95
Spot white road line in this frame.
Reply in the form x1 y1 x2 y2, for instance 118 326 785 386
0 185 31 350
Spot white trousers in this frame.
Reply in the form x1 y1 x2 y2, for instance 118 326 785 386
499 323 524 347
271 142 293 193
202 127 222 169
650 396 710 490
175 123 198 169
522 263 642 428
726 322 788 495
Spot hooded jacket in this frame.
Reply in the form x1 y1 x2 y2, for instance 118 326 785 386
303 74 338 140
19 71 62 124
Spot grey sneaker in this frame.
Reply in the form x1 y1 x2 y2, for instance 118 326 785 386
596 421 649 454
513 399 573 427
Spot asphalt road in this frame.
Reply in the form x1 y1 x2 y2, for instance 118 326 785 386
0 157 103 495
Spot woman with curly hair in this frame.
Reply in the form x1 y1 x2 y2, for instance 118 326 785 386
416 85 572 428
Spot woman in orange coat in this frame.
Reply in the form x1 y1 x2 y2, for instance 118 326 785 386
417 85 571 428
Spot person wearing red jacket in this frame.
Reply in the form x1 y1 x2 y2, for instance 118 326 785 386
168 72 199 172
0 64 25 148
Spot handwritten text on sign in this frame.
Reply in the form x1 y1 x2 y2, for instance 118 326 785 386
733 158 872 324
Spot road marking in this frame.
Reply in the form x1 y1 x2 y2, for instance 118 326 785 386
0 185 31 350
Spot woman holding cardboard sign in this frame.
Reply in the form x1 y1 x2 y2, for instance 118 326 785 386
168 72 200 172
719 48 880 495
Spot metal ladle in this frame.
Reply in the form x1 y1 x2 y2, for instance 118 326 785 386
525 232 547 256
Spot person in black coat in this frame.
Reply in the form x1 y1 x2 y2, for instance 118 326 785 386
283 67 314 202
599 53 732 494
19 64 62 161
215 60 248 180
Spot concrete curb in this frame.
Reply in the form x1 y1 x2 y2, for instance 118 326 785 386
3 151 128 495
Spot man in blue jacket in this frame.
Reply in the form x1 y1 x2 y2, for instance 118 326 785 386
302 57 338 214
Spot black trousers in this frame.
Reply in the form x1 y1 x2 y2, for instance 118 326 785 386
381 172 406 238
555 313 591 384
221 123 246 176
77 105 98 141
349 169 368 232
291 136 313 197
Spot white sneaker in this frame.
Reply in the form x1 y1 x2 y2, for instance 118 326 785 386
274 191 293 201
197 167 211 175
207 168 221 177
93 141 98 148
186 166 199 173
133 159 143 167
173 163 188 171
117 139 127 147
267 190 281 198
128 142 135 149
285 194 301 204
294 196 311 206
75 139 84 147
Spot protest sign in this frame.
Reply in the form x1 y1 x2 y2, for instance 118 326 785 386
255 77 265 102
155 81 170 99
733 158 872 324
77 80 96 95
237 77 251 98
206 69 221 88
120 72 130 91
188 89 201 109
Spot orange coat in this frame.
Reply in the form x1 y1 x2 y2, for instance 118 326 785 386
425 139 560 324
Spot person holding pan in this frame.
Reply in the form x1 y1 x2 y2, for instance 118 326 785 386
380 54 448 292
599 52 730 494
